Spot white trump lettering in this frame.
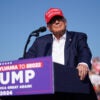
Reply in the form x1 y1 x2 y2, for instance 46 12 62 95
0 70 35 85
25 70 35 83
12 71 23 84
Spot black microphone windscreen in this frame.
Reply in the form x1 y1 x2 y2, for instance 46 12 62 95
39 26 47 32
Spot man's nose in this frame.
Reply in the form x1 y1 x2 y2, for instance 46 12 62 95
55 20 60 24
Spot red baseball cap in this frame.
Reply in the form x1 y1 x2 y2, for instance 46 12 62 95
45 8 64 24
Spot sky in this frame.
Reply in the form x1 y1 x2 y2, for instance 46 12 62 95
0 0 100 62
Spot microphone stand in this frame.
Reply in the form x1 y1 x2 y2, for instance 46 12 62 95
23 32 39 58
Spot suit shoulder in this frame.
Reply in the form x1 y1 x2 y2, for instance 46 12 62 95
35 33 52 41
68 31 87 37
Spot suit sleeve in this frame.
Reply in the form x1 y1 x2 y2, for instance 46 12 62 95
77 33 92 69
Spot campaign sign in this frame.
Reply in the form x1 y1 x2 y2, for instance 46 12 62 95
0 56 54 96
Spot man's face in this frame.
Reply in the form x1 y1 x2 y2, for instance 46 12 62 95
47 16 67 35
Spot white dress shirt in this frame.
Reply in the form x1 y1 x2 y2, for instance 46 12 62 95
52 33 66 65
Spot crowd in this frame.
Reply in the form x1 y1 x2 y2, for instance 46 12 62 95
89 57 100 100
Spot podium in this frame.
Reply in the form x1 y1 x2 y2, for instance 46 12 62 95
0 56 93 100
54 63 90 94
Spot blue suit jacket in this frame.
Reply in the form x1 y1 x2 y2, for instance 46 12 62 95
25 30 92 69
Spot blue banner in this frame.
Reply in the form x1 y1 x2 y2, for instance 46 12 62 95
0 56 54 96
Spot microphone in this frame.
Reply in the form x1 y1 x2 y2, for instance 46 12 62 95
23 26 46 58
31 26 46 36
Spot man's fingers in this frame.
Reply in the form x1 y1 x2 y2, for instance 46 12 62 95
77 64 89 80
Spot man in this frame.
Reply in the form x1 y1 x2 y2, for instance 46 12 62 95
25 8 91 80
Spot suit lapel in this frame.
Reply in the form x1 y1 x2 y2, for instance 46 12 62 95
65 31 72 65
66 31 72 48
